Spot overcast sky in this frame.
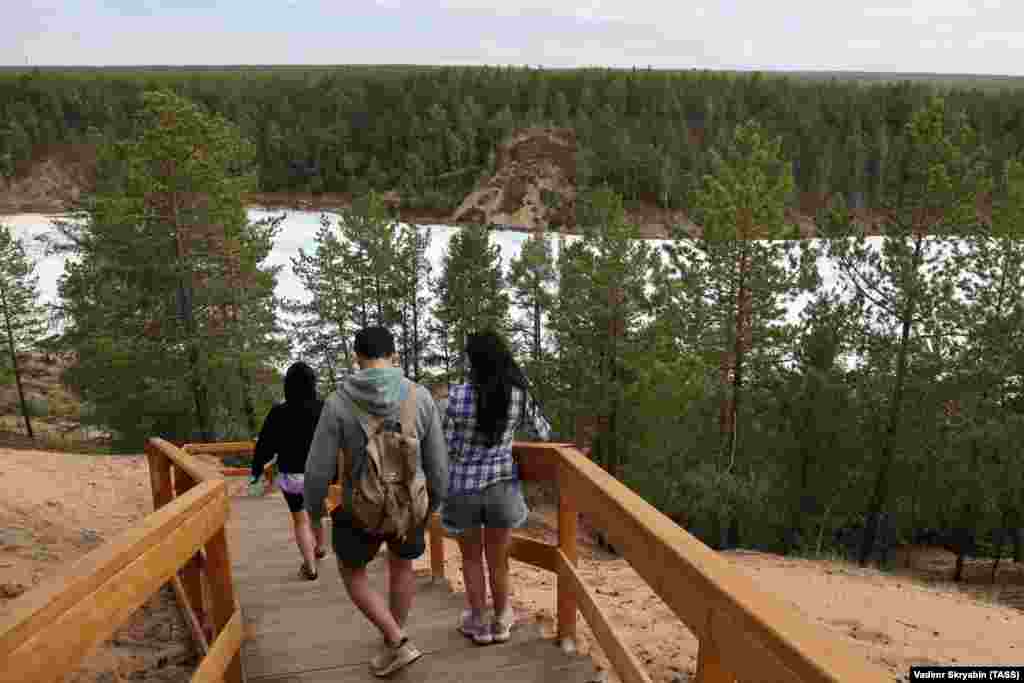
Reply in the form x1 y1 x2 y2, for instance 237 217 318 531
5 0 1024 75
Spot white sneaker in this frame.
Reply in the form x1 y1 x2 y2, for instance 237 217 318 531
458 609 493 645
491 607 514 643
371 636 422 677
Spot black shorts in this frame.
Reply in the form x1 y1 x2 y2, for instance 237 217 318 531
331 508 427 569
282 490 305 513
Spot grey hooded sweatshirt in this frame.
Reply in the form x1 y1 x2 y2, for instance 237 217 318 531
304 370 448 527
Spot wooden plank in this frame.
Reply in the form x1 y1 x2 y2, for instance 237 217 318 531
555 549 651 683
556 462 578 644
0 484 229 683
150 437 222 486
172 575 210 656
509 535 557 573
192 608 243 683
174 467 208 637
695 608 735 683
243 608 542 679
146 441 173 511
429 513 445 581
240 582 462 634
183 441 256 456
553 445 891 683
205 527 241 683
513 441 572 483
252 636 596 683
0 480 225 657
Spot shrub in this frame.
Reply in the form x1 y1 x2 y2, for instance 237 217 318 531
24 397 49 418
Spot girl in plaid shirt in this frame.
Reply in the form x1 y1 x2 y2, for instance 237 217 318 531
441 330 550 645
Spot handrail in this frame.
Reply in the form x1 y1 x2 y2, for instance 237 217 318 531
0 437 241 683
183 441 276 491
146 437 243 683
173 438 893 681
424 442 893 683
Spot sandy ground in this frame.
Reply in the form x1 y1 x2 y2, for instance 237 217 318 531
415 506 1024 683
2 446 1022 683
0 447 196 683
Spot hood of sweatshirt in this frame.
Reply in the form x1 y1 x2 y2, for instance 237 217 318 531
341 366 406 416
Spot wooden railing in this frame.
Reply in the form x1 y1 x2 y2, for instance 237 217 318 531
188 438 892 682
430 442 894 683
0 438 243 683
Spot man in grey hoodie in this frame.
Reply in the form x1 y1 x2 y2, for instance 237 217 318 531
304 326 448 677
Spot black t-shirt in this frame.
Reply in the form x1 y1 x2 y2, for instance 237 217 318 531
251 398 325 478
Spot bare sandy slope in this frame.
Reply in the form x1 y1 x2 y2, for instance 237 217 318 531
0 447 195 682
415 508 1024 683
2 446 1022 683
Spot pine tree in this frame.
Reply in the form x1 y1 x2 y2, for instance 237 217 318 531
52 90 279 446
434 224 509 382
823 97 992 566
0 224 47 438
549 187 654 477
507 229 556 404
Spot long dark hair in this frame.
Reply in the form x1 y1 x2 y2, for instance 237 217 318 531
465 330 527 447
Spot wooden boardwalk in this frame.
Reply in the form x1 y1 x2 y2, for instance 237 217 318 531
228 496 600 683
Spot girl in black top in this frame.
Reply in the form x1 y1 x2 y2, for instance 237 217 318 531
251 361 326 580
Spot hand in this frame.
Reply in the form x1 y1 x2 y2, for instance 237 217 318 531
247 476 263 497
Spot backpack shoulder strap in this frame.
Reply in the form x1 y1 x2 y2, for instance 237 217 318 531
398 379 418 438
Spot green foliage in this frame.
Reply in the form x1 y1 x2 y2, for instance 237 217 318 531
52 90 282 448
24 396 49 418
0 223 48 436
433 223 510 382
4 66 1024 212
548 187 654 471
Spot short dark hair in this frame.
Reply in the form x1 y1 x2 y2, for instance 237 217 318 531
354 326 395 359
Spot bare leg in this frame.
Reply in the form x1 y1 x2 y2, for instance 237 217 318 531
312 521 326 556
483 527 513 616
291 510 317 569
339 563 404 645
457 529 487 612
388 551 416 628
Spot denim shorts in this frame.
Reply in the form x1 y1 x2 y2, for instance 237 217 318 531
441 479 529 536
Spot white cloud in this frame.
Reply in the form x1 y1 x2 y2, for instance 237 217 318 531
848 38 882 50
4 0 1024 75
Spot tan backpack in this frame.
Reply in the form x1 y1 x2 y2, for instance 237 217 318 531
337 381 429 541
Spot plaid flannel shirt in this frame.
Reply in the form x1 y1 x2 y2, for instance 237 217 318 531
443 383 551 496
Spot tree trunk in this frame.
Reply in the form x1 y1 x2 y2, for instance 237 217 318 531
188 340 213 442
533 295 542 365
789 441 813 554
1 286 34 439
953 552 966 583
991 524 1006 584
726 244 751 467
412 290 420 382
239 363 257 436
858 234 923 567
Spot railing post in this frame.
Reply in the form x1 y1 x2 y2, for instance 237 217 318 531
204 523 241 683
429 512 445 583
556 461 578 651
695 610 735 683
145 440 173 511
172 466 210 643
